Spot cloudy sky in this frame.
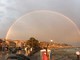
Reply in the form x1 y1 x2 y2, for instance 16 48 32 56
0 0 80 46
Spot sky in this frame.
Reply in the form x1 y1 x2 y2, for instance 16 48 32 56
6 10 80 46
0 0 80 46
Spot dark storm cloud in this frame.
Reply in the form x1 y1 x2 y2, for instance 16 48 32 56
0 0 80 46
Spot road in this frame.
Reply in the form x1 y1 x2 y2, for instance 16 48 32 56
0 48 77 60
0 51 53 60
0 52 7 60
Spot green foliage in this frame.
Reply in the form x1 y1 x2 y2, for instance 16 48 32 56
26 37 41 56
27 37 39 47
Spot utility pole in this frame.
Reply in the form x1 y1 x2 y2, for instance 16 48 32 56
45 43 49 60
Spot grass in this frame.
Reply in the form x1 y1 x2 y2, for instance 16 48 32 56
51 48 80 60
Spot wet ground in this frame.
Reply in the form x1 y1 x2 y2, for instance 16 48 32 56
0 47 80 60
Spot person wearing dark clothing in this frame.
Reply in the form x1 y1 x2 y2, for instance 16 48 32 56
6 47 30 60
16 54 30 60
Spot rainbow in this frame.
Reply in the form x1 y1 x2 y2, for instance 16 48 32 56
6 10 80 40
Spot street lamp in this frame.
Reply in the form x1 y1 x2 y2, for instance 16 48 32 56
44 40 53 60
76 51 80 60
50 40 53 42
50 40 53 48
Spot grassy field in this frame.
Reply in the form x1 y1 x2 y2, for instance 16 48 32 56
51 47 80 60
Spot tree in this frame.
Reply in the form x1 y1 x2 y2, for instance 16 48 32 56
27 37 40 48
0 39 3 51
26 37 41 55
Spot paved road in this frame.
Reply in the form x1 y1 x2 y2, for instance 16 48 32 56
0 52 7 60
0 51 54 60
30 52 55 60
30 52 41 60
0 51 72 60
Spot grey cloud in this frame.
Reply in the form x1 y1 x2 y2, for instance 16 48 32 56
0 0 80 46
